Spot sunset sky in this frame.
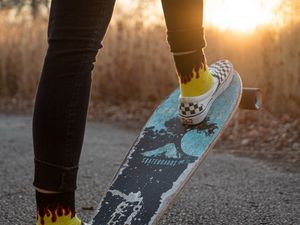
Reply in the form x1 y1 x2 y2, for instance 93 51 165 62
204 0 282 32
117 0 286 33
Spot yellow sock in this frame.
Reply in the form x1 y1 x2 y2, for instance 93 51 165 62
37 211 82 225
179 66 213 97
173 49 213 97
36 191 82 225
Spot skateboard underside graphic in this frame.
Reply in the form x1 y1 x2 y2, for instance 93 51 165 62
91 72 243 225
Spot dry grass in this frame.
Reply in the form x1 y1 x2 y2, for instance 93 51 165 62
0 3 299 118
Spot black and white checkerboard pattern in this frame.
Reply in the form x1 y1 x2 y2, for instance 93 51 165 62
209 59 232 84
179 102 204 116
179 60 232 118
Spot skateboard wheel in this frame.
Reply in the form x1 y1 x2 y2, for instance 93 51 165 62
240 88 262 110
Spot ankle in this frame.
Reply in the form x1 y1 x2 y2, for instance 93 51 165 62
35 190 81 225
173 49 207 84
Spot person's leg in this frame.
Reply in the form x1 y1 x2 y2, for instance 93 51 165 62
161 0 234 125
161 0 212 95
32 0 115 224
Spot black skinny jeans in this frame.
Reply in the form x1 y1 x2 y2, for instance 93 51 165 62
32 0 205 192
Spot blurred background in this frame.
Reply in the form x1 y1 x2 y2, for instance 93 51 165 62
0 0 299 164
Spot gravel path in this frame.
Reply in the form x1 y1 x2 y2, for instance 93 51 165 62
0 113 299 225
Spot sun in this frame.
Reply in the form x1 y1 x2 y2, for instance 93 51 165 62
116 0 283 32
204 0 282 32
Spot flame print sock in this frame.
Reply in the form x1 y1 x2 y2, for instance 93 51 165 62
174 49 213 97
36 191 82 225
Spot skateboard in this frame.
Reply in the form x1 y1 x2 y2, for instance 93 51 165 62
90 71 260 225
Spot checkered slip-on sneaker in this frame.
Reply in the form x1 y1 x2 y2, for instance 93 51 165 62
179 59 234 125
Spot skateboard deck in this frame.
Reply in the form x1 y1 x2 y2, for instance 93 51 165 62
91 71 242 225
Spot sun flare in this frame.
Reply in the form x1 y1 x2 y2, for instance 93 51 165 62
117 0 283 32
204 0 282 32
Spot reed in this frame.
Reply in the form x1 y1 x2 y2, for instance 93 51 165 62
0 4 299 117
